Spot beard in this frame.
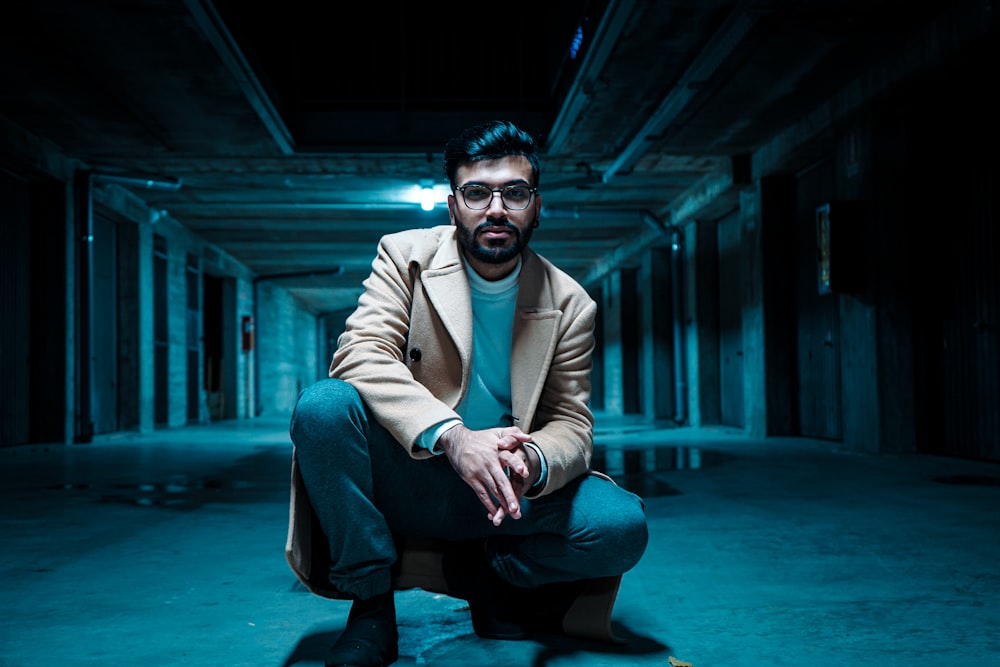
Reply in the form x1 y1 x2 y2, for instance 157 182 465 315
456 218 536 265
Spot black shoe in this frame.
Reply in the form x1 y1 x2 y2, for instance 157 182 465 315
441 540 529 641
326 590 399 667
519 579 587 635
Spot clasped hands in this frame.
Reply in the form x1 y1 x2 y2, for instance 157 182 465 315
437 424 540 526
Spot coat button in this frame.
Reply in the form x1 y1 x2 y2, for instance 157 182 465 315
409 348 422 362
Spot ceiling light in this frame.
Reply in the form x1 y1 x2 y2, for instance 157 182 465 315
419 187 435 211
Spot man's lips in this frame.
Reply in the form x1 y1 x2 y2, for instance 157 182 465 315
480 227 513 239
477 223 518 240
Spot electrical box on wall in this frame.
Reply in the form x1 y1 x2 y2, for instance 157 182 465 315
241 315 255 352
816 201 864 295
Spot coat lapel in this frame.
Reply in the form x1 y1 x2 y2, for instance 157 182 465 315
511 251 561 430
416 242 562 429
420 239 473 371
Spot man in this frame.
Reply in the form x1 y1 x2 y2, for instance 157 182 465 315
287 120 648 667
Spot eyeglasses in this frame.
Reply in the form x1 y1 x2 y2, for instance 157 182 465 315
454 184 538 210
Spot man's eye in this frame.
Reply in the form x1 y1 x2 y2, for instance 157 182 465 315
465 187 490 200
504 186 528 199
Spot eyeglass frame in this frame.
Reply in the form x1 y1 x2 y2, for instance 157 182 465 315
452 184 539 211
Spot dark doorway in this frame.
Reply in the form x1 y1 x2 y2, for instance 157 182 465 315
91 212 119 435
203 274 224 421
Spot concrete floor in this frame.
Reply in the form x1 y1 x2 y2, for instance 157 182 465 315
2 414 999 667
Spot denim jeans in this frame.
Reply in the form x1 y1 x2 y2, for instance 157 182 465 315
290 378 648 600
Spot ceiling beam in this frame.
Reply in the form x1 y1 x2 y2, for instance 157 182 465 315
545 0 637 154
602 1 767 183
184 0 296 155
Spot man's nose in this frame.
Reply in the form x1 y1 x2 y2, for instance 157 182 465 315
486 190 507 213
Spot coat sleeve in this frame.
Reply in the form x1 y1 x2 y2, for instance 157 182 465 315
524 294 597 497
329 233 460 455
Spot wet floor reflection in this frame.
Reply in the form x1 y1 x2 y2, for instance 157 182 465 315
38 449 290 509
592 444 724 497
48 477 231 510
933 473 1000 487
39 445 717 505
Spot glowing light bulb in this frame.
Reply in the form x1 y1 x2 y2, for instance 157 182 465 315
419 187 435 211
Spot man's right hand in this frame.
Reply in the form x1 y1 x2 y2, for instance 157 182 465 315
437 424 531 525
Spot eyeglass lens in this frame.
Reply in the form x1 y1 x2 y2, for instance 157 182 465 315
462 185 533 210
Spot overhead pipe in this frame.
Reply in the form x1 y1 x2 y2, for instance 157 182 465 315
74 169 182 443
91 173 183 191
542 206 665 230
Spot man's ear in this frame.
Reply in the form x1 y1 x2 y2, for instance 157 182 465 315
447 195 457 225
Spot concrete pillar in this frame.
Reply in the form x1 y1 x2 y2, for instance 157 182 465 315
136 220 155 432
236 277 254 419
220 278 238 420
740 188 766 436
639 246 674 420
684 219 714 428
602 271 624 416
620 268 640 414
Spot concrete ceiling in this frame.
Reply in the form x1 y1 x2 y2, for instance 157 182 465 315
0 0 980 314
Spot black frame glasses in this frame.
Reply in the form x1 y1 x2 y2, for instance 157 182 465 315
454 184 539 211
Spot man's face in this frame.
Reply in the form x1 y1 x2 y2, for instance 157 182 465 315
448 155 541 279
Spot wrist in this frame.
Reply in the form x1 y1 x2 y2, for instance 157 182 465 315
435 423 466 454
523 441 547 492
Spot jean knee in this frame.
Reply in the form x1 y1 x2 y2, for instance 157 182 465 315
289 378 361 445
618 495 649 572
598 488 649 574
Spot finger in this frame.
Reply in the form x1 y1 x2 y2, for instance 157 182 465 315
498 450 529 478
506 472 528 501
492 468 522 519
490 505 506 526
497 430 531 450
473 482 500 517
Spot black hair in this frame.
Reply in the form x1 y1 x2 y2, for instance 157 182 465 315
443 120 540 188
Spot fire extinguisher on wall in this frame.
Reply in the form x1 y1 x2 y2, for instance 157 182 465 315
241 315 255 352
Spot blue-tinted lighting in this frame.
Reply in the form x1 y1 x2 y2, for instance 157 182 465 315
570 25 584 60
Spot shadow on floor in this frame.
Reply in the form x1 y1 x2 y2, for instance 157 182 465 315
281 620 670 667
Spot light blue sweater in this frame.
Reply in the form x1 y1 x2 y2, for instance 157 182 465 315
416 257 547 489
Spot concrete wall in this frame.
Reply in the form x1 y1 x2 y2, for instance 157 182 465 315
256 281 319 418
234 277 255 420
0 113 321 443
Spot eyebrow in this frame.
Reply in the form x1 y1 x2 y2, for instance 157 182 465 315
459 178 531 188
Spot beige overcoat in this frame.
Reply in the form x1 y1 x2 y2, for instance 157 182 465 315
286 225 622 641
